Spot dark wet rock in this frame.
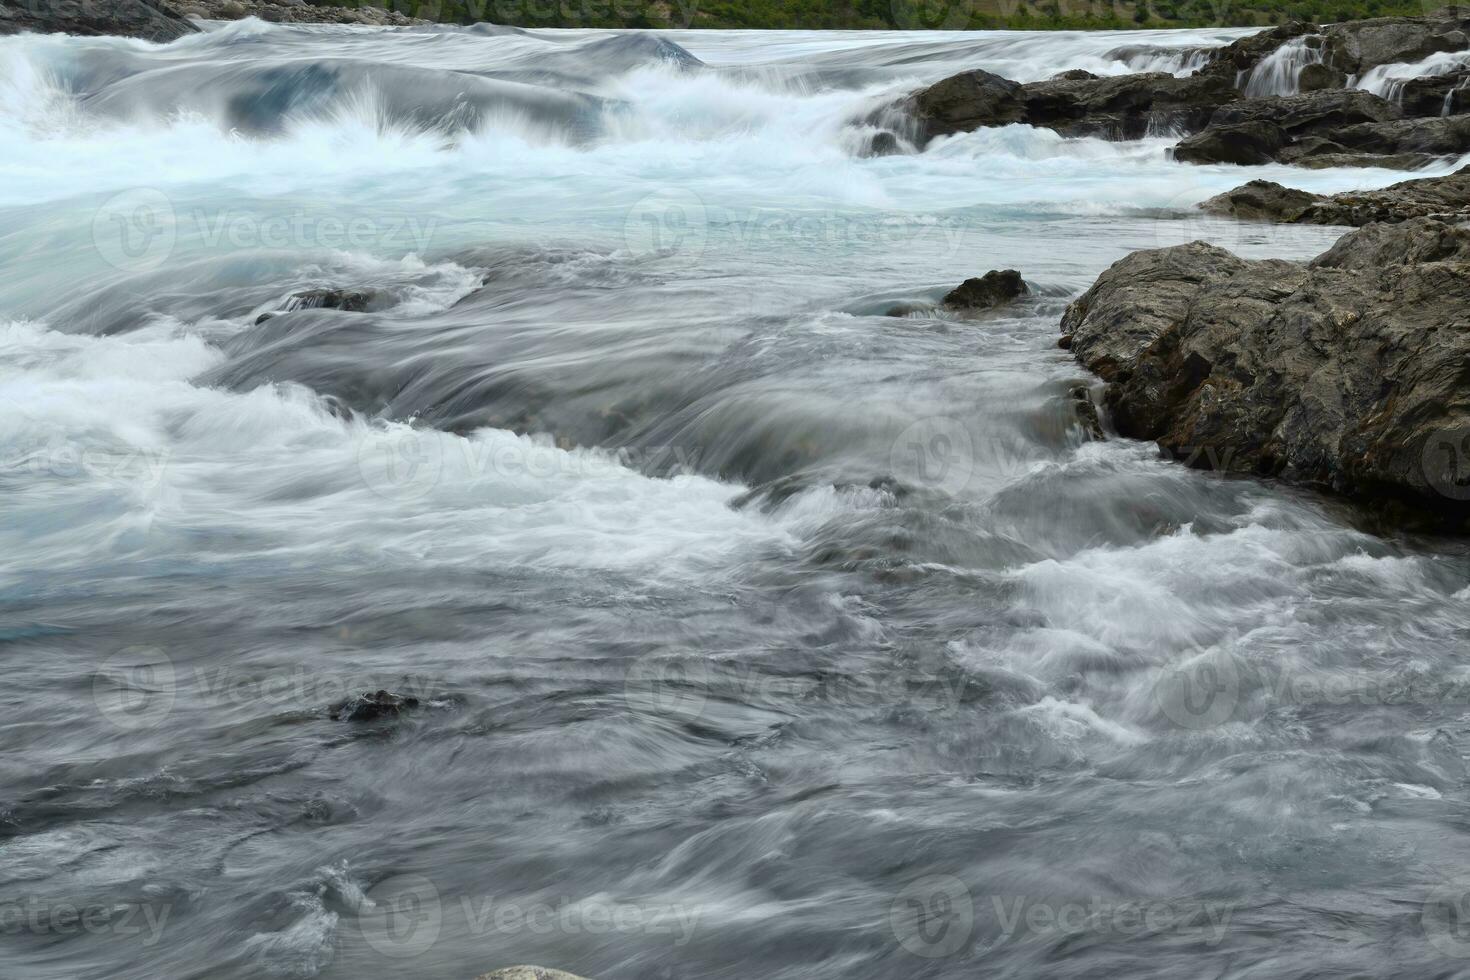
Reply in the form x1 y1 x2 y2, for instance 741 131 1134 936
943 269 1027 310
1327 113 1470 157
1172 120 1289 165
0 0 199 41
1171 89 1470 168
1051 69 1099 81
1200 166 1470 225
1206 89 1402 133
329 690 421 722
1017 71 1239 140
1399 69 1470 117
905 69 1237 144
1297 63 1347 92
286 288 381 312
905 69 1026 142
1069 385 1104 439
1057 334 1074 350
1198 179 1325 221
255 287 385 324
1060 217 1470 527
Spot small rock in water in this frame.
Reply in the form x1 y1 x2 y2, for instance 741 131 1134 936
1069 385 1104 440
943 269 1028 311
256 287 384 324
475 969 591 980
329 690 421 723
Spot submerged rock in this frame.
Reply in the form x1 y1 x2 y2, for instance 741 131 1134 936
475 969 591 980
943 269 1028 310
859 130 903 157
1060 217 1470 527
0 0 199 41
256 287 385 324
1199 165 1470 225
329 690 421 722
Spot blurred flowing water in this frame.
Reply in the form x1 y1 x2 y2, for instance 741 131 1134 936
2 19 1470 980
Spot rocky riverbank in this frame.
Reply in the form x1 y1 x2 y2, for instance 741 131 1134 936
1199 165 1470 224
0 0 422 37
897 12 1470 169
0 0 199 40
173 0 422 26
1060 216 1470 528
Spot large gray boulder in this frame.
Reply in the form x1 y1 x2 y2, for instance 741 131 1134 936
0 0 198 40
1322 14 1470 75
904 69 1026 142
1199 166 1470 225
1059 217 1470 527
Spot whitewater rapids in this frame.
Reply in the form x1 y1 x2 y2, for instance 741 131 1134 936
2 19 1469 980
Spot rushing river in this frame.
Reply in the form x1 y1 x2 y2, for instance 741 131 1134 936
3 19 1470 980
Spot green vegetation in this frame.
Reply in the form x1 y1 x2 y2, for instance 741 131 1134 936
325 0 1437 30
